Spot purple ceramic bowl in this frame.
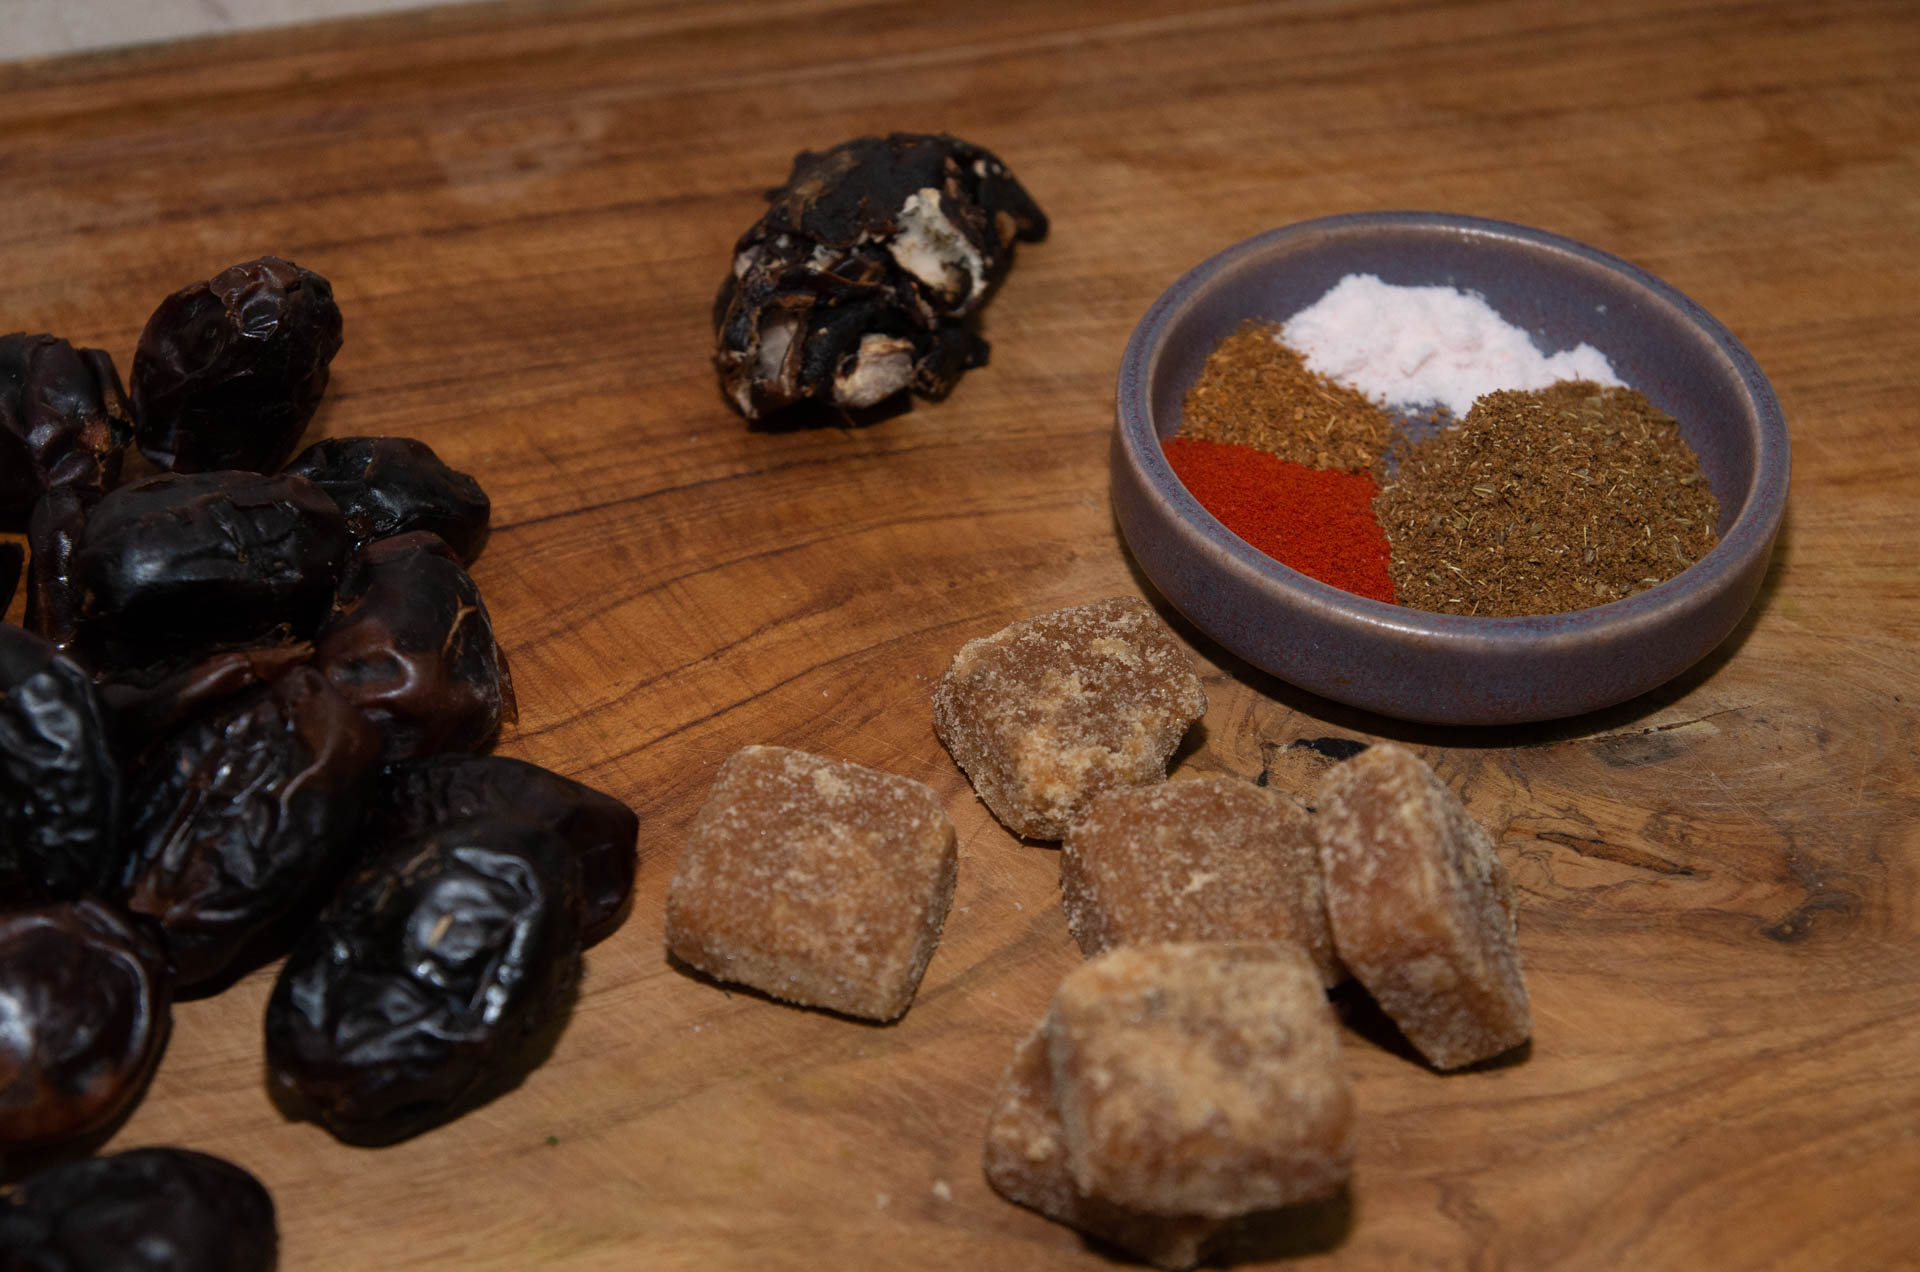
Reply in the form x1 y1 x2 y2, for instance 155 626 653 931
1112 212 1789 726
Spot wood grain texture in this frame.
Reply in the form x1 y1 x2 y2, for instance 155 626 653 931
3 1 1918 1267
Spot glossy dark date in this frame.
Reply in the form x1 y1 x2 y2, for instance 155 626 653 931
0 900 171 1152
25 487 88 654
265 817 583 1145
0 625 122 900
313 531 512 763
120 666 380 989
283 435 491 564
74 470 349 672
100 642 314 757
376 753 639 946
0 1146 275 1272
0 332 132 532
131 256 343 474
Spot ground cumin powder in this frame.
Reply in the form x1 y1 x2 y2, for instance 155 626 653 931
1374 380 1720 616
1178 321 1391 472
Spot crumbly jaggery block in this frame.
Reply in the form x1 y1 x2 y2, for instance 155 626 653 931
665 746 958 1021
1312 743 1530 1070
933 597 1206 840
984 1024 1222 1270
1048 942 1354 1219
1061 776 1344 986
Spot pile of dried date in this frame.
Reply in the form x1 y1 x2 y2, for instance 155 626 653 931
0 259 639 1264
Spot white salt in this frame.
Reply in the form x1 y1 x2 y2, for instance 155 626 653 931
1280 273 1623 417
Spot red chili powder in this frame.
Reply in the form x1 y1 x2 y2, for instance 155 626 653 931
1164 437 1395 603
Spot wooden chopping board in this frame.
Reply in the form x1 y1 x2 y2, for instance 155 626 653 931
3 1 1917 1267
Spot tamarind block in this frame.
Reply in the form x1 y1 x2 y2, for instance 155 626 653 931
984 1024 1222 1270
665 746 957 1022
1047 942 1353 1218
933 596 1205 840
1061 776 1344 986
1312 743 1531 1070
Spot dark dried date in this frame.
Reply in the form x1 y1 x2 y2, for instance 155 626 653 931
74 470 349 672
0 541 19 615
100 642 314 757
375 753 639 946
0 625 122 900
283 435 491 564
120 666 380 989
0 900 171 1153
131 256 343 474
0 332 132 532
0 1146 275 1272
24 488 88 655
265 817 583 1145
714 132 1047 420
313 530 513 762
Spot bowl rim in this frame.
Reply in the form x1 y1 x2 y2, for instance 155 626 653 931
1115 210 1791 647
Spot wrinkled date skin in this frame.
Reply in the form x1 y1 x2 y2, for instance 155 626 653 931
74 470 349 673
120 666 380 989
376 753 639 946
0 541 19 615
313 531 513 762
131 256 343 474
283 435 491 564
0 626 122 900
100 642 313 758
0 900 171 1154
0 332 132 532
714 132 1048 421
0 1146 275 1272
24 488 87 654
265 818 583 1145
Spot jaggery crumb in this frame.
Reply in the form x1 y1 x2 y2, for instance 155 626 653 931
1375 381 1720 616
1176 321 1393 472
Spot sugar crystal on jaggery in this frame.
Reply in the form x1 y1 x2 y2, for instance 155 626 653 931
1061 776 1344 987
984 1023 1223 1270
665 745 957 1022
1312 743 1530 1069
933 597 1205 840
1047 942 1353 1219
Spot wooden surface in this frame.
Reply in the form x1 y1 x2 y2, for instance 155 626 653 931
4 1 1918 1268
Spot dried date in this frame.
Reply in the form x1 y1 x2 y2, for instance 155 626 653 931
0 541 19 616
0 1146 274 1272
714 132 1048 421
99 642 314 757
375 753 639 946
0 332 132 532
24 488 87 654
0 900 171 1154
119 666 380 989
0 625 122 900
131 256 343 474
264 817 583 1145
283 435 491 564
73 470 349 672
313 530 513 762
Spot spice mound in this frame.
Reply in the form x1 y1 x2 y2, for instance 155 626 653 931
1377 381 1720 616
713 132 1047 421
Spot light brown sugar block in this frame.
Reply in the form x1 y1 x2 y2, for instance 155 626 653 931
932 596 1206 840
983 1023 1222 1270
1047 942 1354 1219
665 745 958 1022
1312 743 1531 1070
1060 776 1345 986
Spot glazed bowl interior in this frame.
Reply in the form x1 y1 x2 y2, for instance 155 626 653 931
1112 212 1789 726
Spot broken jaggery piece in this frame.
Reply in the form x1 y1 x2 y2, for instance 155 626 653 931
1061 776 1344 987
664 745 957 1022
984 1023 1223 1270
1048 942 1353 1219
1312 743 1530 1070
933 596 1206 840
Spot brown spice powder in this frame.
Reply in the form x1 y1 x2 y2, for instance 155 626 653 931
1177 321 1393 471
1375 381 1720 616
